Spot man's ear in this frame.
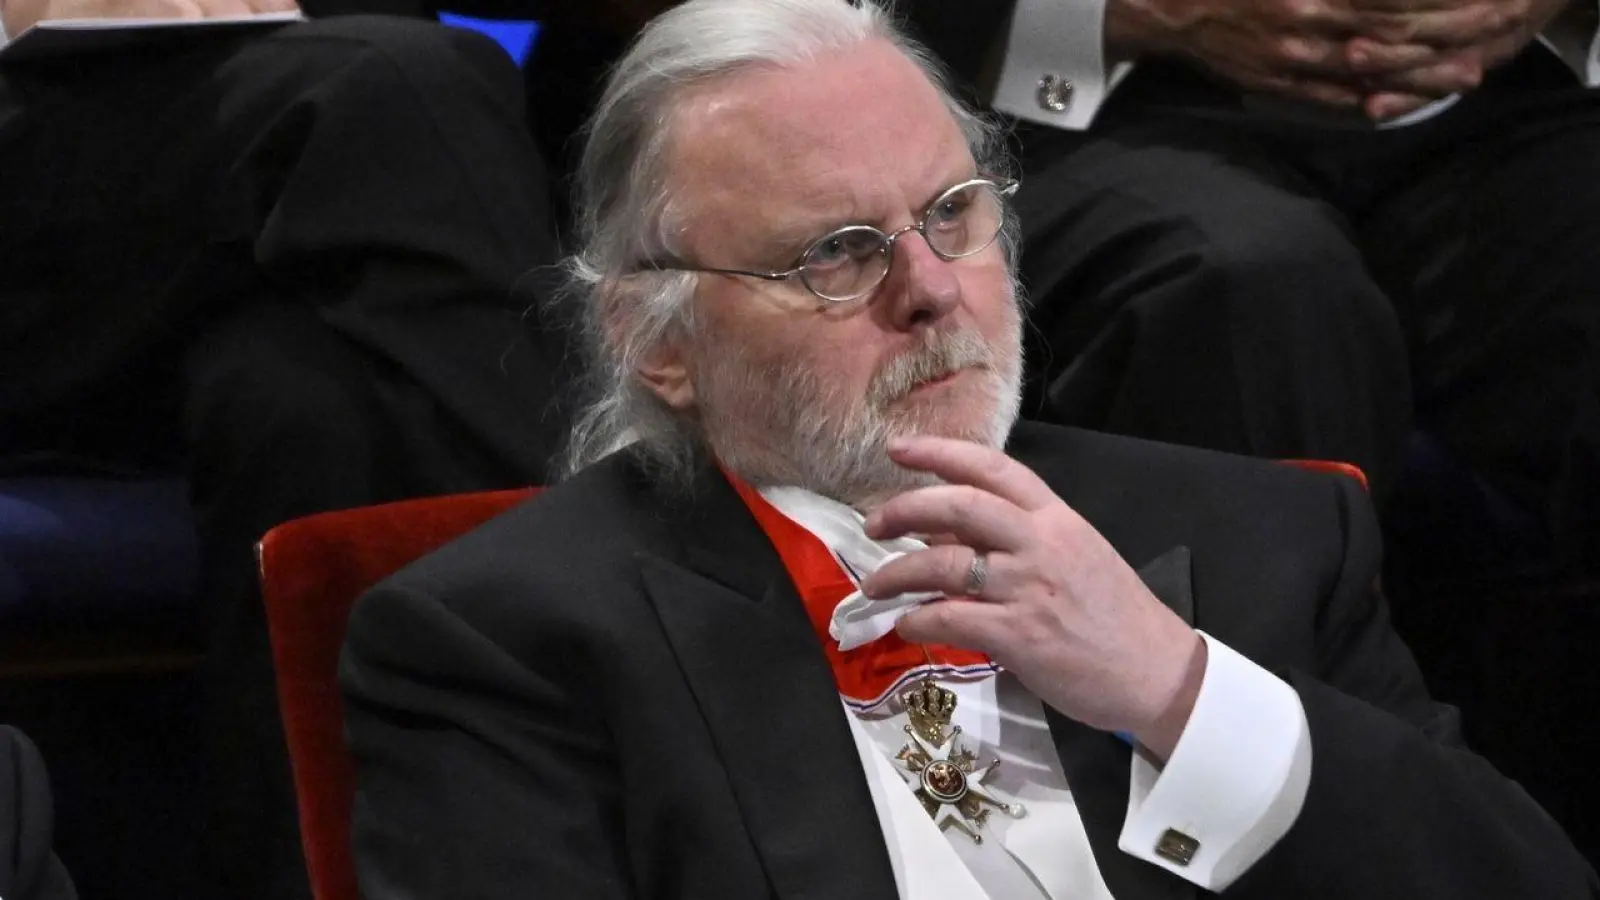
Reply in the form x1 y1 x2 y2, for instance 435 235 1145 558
599 275 698 411
637 341 696 410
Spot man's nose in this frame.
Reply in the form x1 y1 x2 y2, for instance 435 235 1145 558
882 230 961 331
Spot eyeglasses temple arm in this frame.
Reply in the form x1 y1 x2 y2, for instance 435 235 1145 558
629 260 800 283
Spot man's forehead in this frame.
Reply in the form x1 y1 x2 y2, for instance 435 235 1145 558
665 40 972 233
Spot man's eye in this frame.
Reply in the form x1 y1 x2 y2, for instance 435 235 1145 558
928 193 974 230
807 229 881 268
808 236 850 266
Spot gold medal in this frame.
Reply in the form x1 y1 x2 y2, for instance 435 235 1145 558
894 680 1026 843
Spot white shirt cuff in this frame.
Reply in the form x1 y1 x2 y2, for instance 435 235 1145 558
1117 631 1312 891
1536 1 1600 86
991 0 1128 130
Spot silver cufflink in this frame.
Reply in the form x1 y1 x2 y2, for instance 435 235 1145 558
1036 74 1073 112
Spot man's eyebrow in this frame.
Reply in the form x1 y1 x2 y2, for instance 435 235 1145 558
754 217 852 265
913 169 983 212
751 169 981 264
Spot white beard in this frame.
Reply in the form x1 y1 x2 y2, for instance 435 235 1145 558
694 306 1023 508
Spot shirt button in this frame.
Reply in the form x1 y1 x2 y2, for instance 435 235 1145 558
1036 74 1073 112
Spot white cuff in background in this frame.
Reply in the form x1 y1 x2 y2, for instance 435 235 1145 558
991 0 1127 130
1118 631 1312 891
1588 0 1600 86
1537 0 1600 86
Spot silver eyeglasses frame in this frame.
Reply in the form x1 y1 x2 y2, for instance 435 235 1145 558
632 176 1019 304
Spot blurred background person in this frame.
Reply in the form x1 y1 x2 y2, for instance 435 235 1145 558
0 1 576 896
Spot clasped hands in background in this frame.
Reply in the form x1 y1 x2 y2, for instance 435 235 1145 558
535 0 1574 123
1111 0 1572 120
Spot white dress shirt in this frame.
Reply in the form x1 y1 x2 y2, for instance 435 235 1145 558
760 486 1313 897
992 0 1600 130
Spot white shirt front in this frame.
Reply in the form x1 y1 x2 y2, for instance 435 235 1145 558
846 674 1117 900
760 486 1313 898
992 0 1600 130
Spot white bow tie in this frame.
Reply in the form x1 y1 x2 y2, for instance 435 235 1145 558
759 486 943 651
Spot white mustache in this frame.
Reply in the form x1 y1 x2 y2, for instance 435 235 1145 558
867 329 996 408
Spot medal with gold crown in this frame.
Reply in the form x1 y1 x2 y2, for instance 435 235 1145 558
893 679 1026 843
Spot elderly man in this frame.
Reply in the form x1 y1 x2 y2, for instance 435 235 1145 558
341 0 1595 896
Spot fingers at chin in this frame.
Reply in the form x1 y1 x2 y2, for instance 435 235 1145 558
886 436 1054 510
865 484 1026 550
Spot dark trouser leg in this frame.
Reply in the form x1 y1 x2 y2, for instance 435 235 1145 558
2 18 574 899
0 17 573 480
1015 119 1413 498
187 23 576 900
1356 62 1600 576
199 18 575 482
186 302 499 900
184 306 397 900
1349 57 1600 859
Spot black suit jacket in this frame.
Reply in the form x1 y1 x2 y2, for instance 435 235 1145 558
342 423 1596 898
891 0 1015 94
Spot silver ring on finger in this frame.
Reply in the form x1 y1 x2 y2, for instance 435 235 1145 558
963 550 989 597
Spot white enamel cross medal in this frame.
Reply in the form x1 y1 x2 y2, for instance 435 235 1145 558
893 681 1026 843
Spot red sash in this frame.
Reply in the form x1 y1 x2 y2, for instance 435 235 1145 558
725 473 996 711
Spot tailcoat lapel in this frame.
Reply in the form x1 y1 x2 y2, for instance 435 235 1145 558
637 464 900 900
1046 545 1199 900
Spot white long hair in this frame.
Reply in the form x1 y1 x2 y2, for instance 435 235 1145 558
557 0 1013 485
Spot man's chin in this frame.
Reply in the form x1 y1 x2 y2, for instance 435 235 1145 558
846 467 945 512
885 379 1011 446
885 410 1006 449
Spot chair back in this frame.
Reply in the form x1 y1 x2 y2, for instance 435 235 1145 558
257 487 536 900
1279 458 1369 493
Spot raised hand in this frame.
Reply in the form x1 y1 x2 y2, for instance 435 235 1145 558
859 435 1206 762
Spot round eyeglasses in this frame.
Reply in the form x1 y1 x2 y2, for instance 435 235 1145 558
635 177 1018 304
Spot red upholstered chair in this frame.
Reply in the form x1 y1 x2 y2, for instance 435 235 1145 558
256 487 538 900
1278 459 1370 493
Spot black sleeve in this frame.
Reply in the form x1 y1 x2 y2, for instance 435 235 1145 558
0 727 77 900
891 0 1019 94
1229 476 1600 898
340 583 635 899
